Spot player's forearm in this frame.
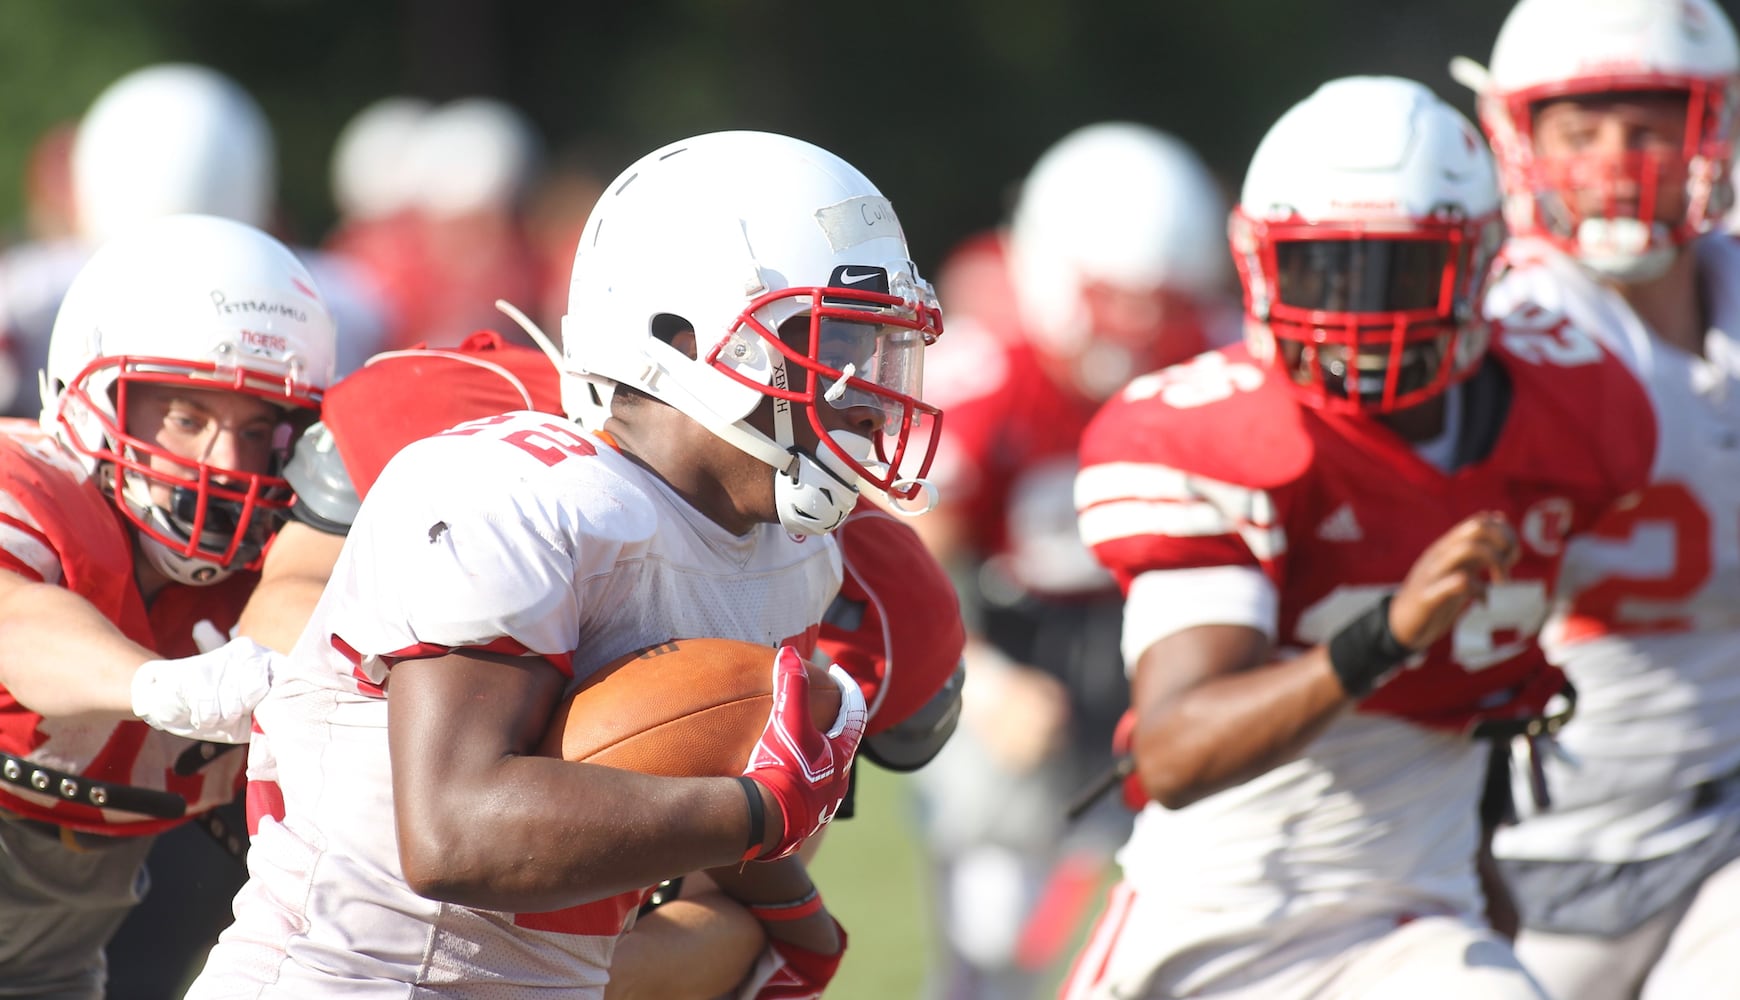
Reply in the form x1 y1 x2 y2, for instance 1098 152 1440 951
237 521 345 653
605 892 765 1000
707 856 843 957
235 573 326 653
1134 647 1348 809
394 761 760 913
0 574 152 718
389 650 777 912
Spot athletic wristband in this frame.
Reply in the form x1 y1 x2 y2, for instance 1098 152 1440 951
746 888 824 922
738 776 766 858
1325 595 1413 698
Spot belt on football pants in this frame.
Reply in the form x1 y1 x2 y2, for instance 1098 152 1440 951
0 750 188 819
1469 680 1579 742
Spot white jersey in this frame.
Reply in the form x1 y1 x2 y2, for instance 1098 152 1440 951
1108 570 1488 990
189 412 841 998
1112 696 1487 990
1490 235 1740 865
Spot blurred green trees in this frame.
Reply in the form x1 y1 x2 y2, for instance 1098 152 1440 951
3 0 1735 268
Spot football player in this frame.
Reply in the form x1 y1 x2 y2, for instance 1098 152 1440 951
105 330 564 998
1457 1 1740 996
0 214 335 999
185 130 945 998
228 335 963 999
22 64 395 998
1061 77 1654 999
909 121 1236 997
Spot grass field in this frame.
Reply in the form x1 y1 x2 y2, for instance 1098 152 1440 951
810 764 1110 999
809 764 937 997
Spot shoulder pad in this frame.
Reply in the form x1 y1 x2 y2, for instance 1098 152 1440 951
861 659 963 772
283 421 359 532
1080 348 1313 493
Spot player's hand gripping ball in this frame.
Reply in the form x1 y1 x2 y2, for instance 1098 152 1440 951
538 638 843 776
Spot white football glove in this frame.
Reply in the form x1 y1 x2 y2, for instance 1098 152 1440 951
131 635 279 743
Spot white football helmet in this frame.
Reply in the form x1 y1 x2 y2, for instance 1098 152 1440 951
1232 76 1504 414
42 215 335 586
562 131 943 535
406 97 543 218
1009 122 1230 398
72 64 276 246
330 96 432 221
1469 0 1740 281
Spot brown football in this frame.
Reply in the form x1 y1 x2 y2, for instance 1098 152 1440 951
537 638 843 776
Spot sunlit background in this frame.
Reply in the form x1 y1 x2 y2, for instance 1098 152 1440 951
7 2 1738 997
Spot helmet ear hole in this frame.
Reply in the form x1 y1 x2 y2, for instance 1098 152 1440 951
650 312 694 346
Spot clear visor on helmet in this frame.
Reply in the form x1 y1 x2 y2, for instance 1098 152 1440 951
813 316 927 429
710 277 945 503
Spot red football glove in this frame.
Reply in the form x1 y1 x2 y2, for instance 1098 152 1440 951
743 647 867 860
1112 708 1147 811
735 919 849 1000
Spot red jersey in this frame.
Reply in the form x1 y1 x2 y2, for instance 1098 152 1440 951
926 234 1223 597
1075 325 1655 732
323 330 563 501
925 236 1106 587
0 424 253 835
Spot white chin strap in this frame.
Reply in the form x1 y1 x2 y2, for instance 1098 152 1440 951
700 355 867 536
706 419 867 536
765 354 867 536
1575 218 1677 284
774 431 870 535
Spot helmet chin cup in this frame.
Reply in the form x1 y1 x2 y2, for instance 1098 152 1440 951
775 430 868 536
1574 218 1677 283
135 527 237 587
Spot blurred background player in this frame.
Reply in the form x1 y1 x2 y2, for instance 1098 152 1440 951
323 95 547 352
0 124 83 419
321 95 434 353
909 121 1235 999
0 63 389 425
1456 1 1740 996
1062 76 1655 1000
0 214 334 999
185 130 938 997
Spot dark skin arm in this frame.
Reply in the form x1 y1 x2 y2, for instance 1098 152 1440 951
388 649 777 912
1129 625 1346 809
1130 513 1520 809
706 854 843 957
604 813 837 998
